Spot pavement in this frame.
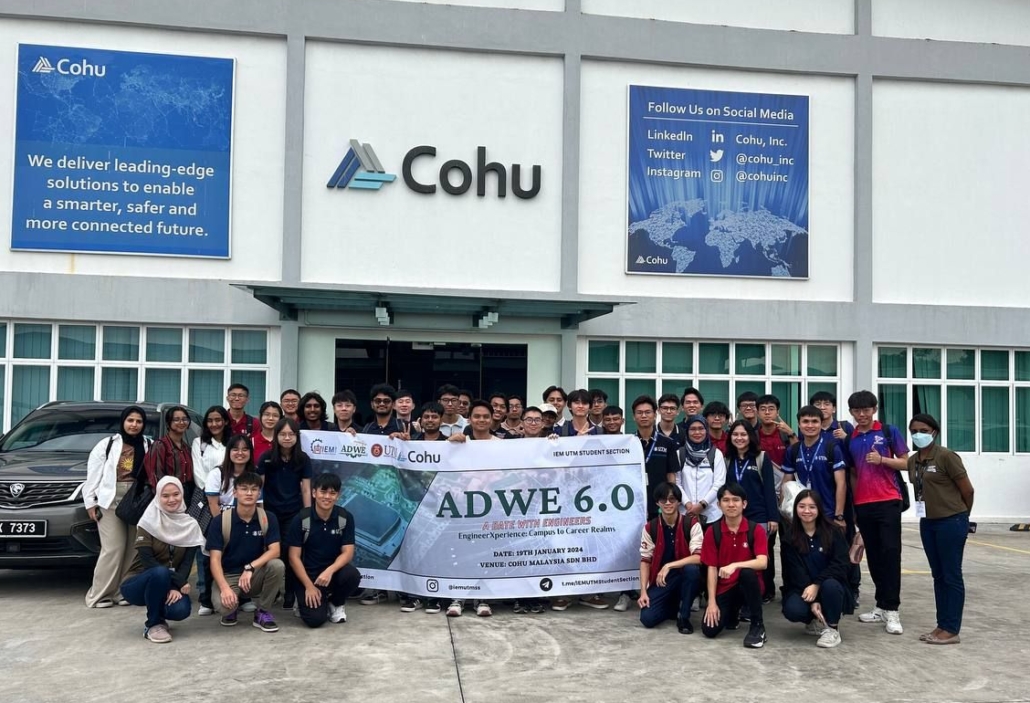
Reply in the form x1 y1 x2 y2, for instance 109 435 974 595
1 524 1028 703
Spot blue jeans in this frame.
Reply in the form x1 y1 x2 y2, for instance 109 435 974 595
121 566 192 628
920 511 968 634
782 578 847 626
640 564 700 628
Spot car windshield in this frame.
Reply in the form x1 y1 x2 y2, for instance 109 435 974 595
0 409 160 453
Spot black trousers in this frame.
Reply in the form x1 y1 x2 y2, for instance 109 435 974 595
702 568 764 638
293 564 362 628
271 509 300 601
854 499 902 611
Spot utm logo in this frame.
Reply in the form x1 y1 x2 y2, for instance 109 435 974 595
32 57 55 73
326 140 397 191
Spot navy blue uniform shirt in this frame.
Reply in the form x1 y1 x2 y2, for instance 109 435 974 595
255 450 313 514
205 508 281 574
285 506 356 573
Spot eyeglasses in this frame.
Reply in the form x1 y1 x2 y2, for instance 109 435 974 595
227 393 247 400
523 417 542 424
230 447 250 454
657 497 679 505
659 406 678 412
739 403 757 410
440 397 459 404
171 417 190 424
372 398 392 405
633 409 654 416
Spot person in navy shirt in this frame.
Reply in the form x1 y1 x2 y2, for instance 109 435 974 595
782 406 847 526
206 471 284 633
631 396 679 521
299 391 333 432
363 383 406 436
285 472 361 627
255 417 312 610
656 393 684 446
724 420 778 548
554 389 602 437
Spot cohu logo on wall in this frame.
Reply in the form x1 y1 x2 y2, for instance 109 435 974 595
328 140 541 199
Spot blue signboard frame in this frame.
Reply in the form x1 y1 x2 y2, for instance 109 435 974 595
11 44 235 258
627 85 809 278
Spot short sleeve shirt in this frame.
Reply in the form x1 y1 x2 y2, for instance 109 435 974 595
255 453 313 514
908 445 969 519
205 508 281 574
284 507 356 572
849 422 909 505
782 439 846 516
700 518 769 596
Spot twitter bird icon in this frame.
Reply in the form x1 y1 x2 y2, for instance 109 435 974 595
710 149 724 163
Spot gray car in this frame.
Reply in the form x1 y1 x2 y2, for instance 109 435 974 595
0 401 200 568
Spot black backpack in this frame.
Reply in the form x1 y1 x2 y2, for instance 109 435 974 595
844 424 911 512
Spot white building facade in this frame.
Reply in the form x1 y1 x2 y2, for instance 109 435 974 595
0 0 1028 518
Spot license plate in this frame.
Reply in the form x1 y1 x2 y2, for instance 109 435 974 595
0 520 47 538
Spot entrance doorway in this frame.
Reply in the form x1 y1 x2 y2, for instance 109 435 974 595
334 339 527 419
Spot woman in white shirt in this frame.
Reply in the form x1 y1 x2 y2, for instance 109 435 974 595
676 416 726 525
82 405 153 608
190 405 229 616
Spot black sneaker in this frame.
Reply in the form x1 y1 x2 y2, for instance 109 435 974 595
738 606 751 622
513 601 528 614
744 623 767 648
676 617 694 634
282 592 296 610
725 618 741 631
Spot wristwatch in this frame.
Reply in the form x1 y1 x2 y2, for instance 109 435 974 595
834 514 845 521
243 563 254 573
699 500 708 510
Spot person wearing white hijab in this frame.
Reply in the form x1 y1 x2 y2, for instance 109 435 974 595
119 476 205 643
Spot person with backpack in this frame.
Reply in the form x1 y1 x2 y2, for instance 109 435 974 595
780 489 853 648
724 420 778 546
82 405 153 608
782 405 848 529
675 415 726 525
631 396 680 522
143 406 194 491
845 390 909 635
205 471 285 633
638 482 703 634
908 413 975 645
700 483 770 648
284 472 361 627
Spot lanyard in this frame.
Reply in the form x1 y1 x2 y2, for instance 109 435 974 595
732 456 751 483
796 439 823 487
640 434 657 463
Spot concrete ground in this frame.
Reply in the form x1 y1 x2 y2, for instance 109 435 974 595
1 524 1027 703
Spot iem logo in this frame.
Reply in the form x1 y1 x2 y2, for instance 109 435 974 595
326 140 397 191
636 255 669 265
32 56 106 77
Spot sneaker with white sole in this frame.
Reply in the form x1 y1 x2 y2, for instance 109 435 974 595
858 606 885 623
743 623 767 648
399 597 423 613
884 610 903 635
198 604 214 617
446 600 463 617
691 597 700 613
252 609 279 633
805 619 825 636
476 601 493 617
329 604 347 623
816 627 842 648
360 590 387 606
292 604 300 618
613 594 632 612
579 595 609 610
425 600 442 614
145 623 172 643
550 598 571 611
240 601 257 613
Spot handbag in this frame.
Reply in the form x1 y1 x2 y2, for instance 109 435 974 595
115 470 153 525
779 480 804 519
185 482 212 533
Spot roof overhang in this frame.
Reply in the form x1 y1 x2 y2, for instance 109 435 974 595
238 283 631 330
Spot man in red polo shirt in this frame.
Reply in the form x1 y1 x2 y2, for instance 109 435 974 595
701 484 769 648
226 383 256 436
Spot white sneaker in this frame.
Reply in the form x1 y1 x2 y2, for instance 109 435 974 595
816 627 842 648
197 605 214 617
884 610 903 635
292 604 301 618
329 604 347 623
691 597 700 613
446 600 463 617
858 606 885 623
613 594 632 612
240 601 257 613
805 619 824 636
476 601 493 617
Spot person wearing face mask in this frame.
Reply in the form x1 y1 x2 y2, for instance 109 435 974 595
119 476 206 643
908 413 975 645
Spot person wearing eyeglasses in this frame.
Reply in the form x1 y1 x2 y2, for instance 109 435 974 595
255 417 312 612
225 383 256 437
143 406 195 491
736 391 760 428
519 406 548 439
435 384 468 437
252 401 283 459
363 384 406 437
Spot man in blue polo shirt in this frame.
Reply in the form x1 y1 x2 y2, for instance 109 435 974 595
285 472 361 627
782 405 847 524
207 471 285 633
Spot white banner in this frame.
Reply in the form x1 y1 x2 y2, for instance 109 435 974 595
301 432 646 599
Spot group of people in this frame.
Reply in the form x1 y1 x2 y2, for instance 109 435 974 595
80 381 974 649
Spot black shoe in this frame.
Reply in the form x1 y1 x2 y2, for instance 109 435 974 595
762 593 775 604
677 617 694 634
282 592 295 610
725 618 740 631
744 623 767 648
739 606 751 622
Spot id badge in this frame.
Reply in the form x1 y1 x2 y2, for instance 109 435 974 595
915 501 927 518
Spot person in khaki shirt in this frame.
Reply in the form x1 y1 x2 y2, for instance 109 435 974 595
908 413 975 645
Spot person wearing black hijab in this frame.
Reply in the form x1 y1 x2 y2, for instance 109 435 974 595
83 405 154 608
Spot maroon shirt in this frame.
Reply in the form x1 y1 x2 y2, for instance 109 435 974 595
757 426 788 466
